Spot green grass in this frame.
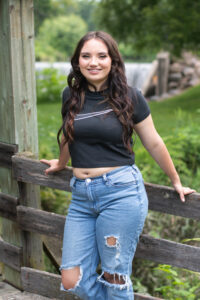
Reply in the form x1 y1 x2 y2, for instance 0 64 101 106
37 84 200 159
149 84 200 136
37 102 62 159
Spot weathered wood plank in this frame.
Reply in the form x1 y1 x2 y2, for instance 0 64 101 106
146 182 200 219
21 267 161 300
17 206 65 239
135 294 163 300
12 154 73 191
0 192 18 221
0 142 18 168
135 234 200 272
156 52 170 96
21 267 79 300
17 205 200 272
42 235 62 271
0 0 44 288
0 239 22 271
12 155 200 218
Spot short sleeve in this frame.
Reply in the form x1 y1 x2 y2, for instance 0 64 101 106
61 86 71 106
129 87 151 124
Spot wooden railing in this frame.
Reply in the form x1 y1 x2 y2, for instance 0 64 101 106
0 141 200 300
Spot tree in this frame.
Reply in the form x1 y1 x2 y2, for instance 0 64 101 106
97 0 200 56
35 14 87 61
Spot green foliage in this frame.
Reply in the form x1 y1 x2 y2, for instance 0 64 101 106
35 14 87 61
153 265 200 299
97 0 200 56
34 0 77 36
41 186 71 215
137 117 200 191
36 68 67 104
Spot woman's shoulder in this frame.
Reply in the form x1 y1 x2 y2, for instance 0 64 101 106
127 86 143 103
128 86 151 124
61 86 71 105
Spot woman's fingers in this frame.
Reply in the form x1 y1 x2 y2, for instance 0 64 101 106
40 159 50 165
173 184 196 203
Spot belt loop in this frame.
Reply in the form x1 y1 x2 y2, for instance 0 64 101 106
70 176 76 188
103 173 107 183
131 164 137 173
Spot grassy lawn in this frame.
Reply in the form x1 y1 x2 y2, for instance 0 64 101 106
149 84 200 136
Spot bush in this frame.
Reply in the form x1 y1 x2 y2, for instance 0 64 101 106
137 120 200 192
36 68 67 104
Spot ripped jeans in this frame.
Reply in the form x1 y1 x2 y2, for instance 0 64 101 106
60 164 148 300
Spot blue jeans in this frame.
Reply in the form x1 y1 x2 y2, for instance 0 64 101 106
60 164 148 300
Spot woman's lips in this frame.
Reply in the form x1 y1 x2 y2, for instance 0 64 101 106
88 69 101 74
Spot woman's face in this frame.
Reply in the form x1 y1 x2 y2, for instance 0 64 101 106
78 38 112 91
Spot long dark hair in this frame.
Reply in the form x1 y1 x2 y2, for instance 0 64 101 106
57 31 135 153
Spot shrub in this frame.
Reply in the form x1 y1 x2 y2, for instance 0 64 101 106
36 68 67 104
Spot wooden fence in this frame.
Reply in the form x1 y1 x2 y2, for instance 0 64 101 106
1 141 200 300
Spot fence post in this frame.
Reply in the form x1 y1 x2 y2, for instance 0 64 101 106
156 52 170 96
0 0 43 288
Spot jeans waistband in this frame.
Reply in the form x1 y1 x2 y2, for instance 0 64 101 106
70 164 139 187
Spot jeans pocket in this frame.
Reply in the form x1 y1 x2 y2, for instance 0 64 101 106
109 171 137 187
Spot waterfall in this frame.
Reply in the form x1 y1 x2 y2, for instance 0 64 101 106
35 62 152 90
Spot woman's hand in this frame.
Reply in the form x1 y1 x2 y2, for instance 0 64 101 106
40 159 66 175
172 182 196 202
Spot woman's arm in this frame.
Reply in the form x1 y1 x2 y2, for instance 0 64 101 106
40 134 70 175
133 115 195 202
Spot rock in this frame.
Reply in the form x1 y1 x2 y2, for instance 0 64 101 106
188 78 200 86
170 63 183 73
168 89 181 95
169 73 182 81
195 66 200 77
168 81 178 89
180 77 191 89
149 95 160 101
182 67 194 76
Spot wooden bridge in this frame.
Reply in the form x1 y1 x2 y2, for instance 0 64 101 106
0 0 200 299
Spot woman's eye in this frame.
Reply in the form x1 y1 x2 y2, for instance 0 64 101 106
99 55 107 59
82 55 90 58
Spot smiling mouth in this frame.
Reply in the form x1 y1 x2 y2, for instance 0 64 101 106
88 69 101 74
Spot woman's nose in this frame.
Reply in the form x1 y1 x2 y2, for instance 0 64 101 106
89 57 98 66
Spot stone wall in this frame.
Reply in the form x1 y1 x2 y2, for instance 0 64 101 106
168 52 200 95
146 51 200 100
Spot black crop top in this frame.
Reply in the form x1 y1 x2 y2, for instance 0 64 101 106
62 86 150 168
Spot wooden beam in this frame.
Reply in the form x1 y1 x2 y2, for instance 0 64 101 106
17 206 65 239
13 155 200 219
0 239 22 271
0 142 18 168
21 267 162 300
156 52 170 96
146 182 200 219
135 294 163 300
12 154 72 191
0 0 43 288
42 235 62 272
0 192 18 221
17 205 200 272
135 234 200 272
21 267 76 300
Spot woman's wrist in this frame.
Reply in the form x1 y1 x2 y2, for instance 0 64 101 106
170 173 181 186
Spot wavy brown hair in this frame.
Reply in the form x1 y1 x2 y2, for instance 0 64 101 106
57 31 135 153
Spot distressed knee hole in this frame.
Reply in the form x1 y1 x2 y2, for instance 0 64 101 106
105 236 120 249
106 236 117 246
61 266 82 290
103 271 125 284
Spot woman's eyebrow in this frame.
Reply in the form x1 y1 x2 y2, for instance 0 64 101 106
80 51 108 55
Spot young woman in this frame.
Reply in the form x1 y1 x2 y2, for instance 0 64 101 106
40 31 195 300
